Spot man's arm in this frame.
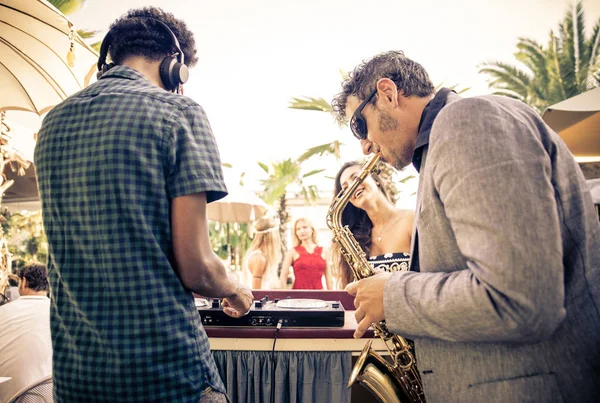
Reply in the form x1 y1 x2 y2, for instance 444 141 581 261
382 98 566 343
171 192 252 315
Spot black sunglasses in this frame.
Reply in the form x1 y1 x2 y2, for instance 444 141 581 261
350 88 378 140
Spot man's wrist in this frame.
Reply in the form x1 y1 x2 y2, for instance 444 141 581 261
223 279 241 299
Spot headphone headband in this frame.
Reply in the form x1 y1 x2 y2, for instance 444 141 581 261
96 17 188 91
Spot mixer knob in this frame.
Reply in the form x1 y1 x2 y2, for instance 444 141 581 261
255 301 263 308
211 299 220 308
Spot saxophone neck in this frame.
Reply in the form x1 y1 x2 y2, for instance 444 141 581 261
327 153 381 231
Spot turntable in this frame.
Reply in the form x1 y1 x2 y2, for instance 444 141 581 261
196 296 345 327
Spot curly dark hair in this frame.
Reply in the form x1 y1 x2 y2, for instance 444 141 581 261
18 263 49 292
331 50 434 125
331 161 394 287
107 7 198 68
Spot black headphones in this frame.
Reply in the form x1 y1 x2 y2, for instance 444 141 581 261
96 17 189 92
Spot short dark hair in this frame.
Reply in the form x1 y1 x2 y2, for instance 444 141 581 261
108 7 198 68
332 51 435 125
18 263 49 292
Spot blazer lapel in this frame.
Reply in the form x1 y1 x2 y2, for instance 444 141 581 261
409 148 428 272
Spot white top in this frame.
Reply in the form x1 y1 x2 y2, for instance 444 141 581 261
0 296 52 402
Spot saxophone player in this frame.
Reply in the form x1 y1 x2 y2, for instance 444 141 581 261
332 50 600 402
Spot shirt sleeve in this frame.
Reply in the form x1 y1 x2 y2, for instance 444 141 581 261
383 97 566 343
166 103 227 202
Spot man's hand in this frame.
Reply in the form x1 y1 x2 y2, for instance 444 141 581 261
345 272 392 338
221 282 253 318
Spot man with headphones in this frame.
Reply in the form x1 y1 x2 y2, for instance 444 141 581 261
34 7 250 403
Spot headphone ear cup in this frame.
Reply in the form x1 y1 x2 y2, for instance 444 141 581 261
160 57 188 91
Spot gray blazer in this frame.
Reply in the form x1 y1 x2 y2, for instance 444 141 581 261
383 93 600 402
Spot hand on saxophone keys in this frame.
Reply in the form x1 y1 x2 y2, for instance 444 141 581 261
345 272 393 338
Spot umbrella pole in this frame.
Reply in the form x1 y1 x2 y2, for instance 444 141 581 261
227 223 231 269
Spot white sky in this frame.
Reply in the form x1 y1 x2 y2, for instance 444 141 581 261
9 0 600 208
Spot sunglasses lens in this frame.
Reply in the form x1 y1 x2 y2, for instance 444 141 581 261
351 117 366 140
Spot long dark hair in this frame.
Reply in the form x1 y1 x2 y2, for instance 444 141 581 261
331 161 394 287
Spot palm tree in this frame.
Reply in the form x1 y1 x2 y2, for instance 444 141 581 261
49 0 101 51
479 1 600 113
258 158 324 245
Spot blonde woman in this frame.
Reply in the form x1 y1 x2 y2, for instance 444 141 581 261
245 216 282 289
279 218 333 289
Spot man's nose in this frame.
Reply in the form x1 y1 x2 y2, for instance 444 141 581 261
360 139 379 155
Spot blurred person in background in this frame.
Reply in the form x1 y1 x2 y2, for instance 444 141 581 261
0 263 51 402
245 216 282 289
279 217 333 289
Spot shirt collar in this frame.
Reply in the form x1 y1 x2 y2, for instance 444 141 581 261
17 295 49 300
99 65 149 82
412 87 454 172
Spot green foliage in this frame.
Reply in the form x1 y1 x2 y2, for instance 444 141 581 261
3 211 48 270
48 0 84 15
258 159 303 205
209 222 251 270
297 141 342 163
48 0 101 51
257 145 334 253
288 97 333 113
479 1 600 112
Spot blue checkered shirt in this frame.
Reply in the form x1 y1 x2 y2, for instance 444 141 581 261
34 66 228 402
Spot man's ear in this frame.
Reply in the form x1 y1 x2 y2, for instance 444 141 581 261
376 78 399 107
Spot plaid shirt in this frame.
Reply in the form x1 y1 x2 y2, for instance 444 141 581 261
35 66 228 402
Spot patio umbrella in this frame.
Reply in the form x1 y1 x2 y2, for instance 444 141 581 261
207 186 269 223
542 87 600 162
0 0 98 115
207 184 270 271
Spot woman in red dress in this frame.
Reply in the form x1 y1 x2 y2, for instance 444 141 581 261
279 217 333 289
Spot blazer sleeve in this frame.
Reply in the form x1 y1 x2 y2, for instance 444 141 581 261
383 97 566 343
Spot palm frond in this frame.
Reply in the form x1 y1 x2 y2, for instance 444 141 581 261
478 61 531 98
76 29 99 39
89 40 101 52
397 174 416 184
302 169 326 179
297 140 342 163
515 38 548 87
288 97 333 113
257 162 269 174
47 0 85 15
587 18 600 88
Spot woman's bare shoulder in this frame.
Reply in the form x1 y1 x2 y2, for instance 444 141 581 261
395 208 415 223
247 250 267 266
284 247 298 259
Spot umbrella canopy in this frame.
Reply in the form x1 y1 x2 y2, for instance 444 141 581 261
207 186 269 223
542 87 600 162
0 0 98 115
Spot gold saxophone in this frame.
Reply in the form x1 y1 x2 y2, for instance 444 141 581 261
326 153 425 403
